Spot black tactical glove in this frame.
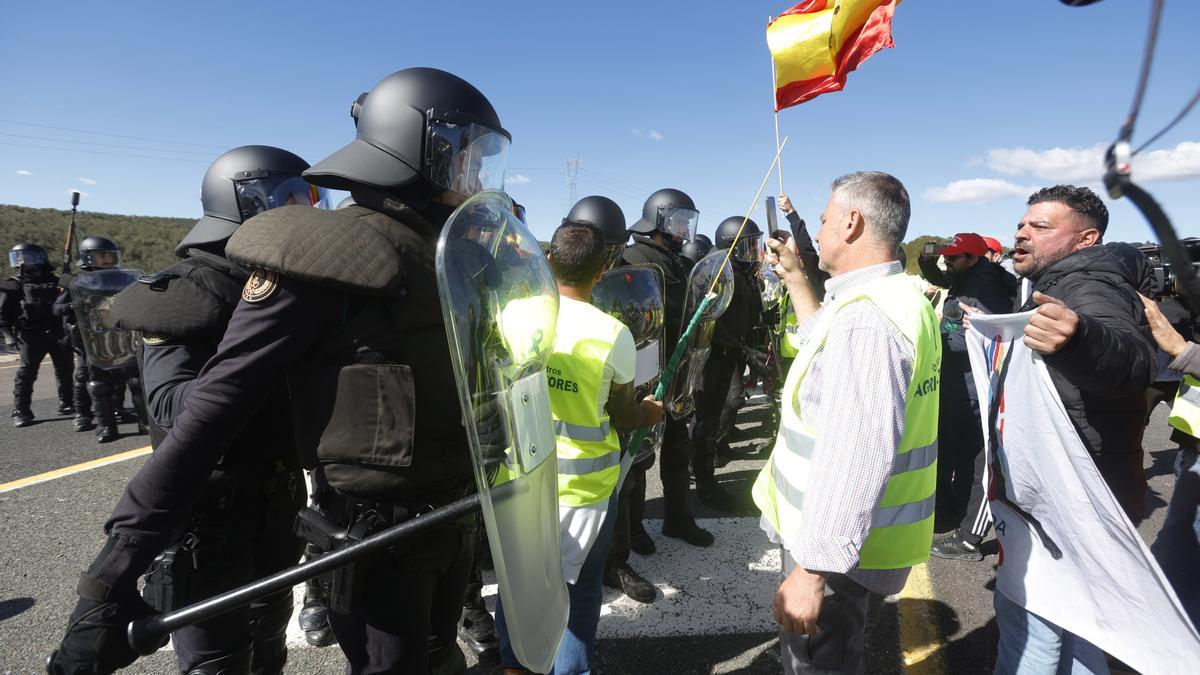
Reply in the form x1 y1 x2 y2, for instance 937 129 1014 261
742 347 771 373
47 535 165 674
47 594 160 675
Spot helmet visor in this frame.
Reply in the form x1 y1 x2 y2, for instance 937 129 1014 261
428 118 510 198
235 175 324 220
80 249 121 269
658 207 699 241
733 234 763 263
9 249 48 268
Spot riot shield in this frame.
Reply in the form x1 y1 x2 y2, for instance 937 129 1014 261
71 268 143 370
592 264 665 467
435 191 567 673
665 251 734 419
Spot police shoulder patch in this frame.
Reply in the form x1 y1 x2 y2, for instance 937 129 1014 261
142 333 170 346
242 268 280 304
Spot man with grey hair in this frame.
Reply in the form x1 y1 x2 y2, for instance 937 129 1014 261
754 171 941 673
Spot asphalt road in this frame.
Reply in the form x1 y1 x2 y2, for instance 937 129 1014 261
0 353 1184 674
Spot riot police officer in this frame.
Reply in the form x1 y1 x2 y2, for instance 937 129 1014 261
619 189 715 553
50 67 510 675
1 243 73 427
55 237 149 443
691 217 765 507
108 145 315 673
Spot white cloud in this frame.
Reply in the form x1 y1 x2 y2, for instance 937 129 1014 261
647 129 664 141
984 141 1200 184
923 178 1035 205
505 173 531 186
16 169 32 176
78 177 97 185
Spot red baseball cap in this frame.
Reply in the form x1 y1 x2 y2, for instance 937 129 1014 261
936 233 990 257
981 236 1004 254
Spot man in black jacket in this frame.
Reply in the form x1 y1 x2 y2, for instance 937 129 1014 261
920 233 1018 559
991 184 1157 674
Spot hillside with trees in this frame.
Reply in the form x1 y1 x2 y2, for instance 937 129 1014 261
0 204 193 274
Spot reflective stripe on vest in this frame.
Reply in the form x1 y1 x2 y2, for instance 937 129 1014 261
753 273 941 570
1169 375 1200 439
549 299 626 508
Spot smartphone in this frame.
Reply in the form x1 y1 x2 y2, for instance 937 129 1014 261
765 196 778 232
923 242 938 256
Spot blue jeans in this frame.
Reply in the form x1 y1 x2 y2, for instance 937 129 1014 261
1151 446 1200 627
993 589 1109 675
496 499 618 675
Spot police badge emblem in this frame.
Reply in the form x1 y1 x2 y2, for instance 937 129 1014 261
242 268 279 303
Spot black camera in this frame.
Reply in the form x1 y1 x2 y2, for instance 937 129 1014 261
1137 237 1200 301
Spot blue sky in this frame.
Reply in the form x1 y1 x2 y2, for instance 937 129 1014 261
1 1 1197 247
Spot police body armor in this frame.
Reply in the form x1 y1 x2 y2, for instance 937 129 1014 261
6 274 62 332
70 268 143 369
665 251 734 419
592 264 665 468
436 192 567 673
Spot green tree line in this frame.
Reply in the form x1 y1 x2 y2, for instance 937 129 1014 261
0 204 193 274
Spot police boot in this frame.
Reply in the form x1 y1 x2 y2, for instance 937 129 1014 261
187 643 252 675
57 398 73 415
662 518 715 548
12 374 34 427
604 562 656 604
89 378 120 443
458 601 499 664
250 589 292 675
298 577 335 648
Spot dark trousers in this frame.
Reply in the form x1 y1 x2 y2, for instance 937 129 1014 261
12 330 73 412
779 550 870 674
327 516 476 675
934 362 983 526
72 351 92 419
691 352 737 485
155 470 306 673
958 438 992 545
660 417 696 524
716 359 747 441
608 456 650 568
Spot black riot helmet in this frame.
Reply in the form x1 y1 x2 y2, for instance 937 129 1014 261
628 188 699 247
305 67 511 200
180 145 316 257
78 236 121 270
564 195 627 270
693 234 713 258
715 216 763 263
7 243 49 270
680 240 703 264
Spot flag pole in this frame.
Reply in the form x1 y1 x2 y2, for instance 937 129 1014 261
769 15 784 196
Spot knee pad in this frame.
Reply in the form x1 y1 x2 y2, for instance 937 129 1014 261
250 589 292 673
185 643 252 675
86 379 113 398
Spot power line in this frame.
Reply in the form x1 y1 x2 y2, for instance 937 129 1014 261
563 156 582 211
0 119 228 150
0 131 213 156
0 141 208 164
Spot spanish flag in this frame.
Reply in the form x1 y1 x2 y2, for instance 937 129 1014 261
768 0 898 111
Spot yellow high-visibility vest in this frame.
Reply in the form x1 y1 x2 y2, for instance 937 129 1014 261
550 298 627 508
1169 375 1200 439
753 273 941 569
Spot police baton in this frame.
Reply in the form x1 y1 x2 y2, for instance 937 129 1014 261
126 491 484 655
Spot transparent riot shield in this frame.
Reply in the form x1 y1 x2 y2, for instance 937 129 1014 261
71 268 144 371
592 264 665 466
435 191 567 673
665 251 734 419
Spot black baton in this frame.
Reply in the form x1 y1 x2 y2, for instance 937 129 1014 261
126 492 483 655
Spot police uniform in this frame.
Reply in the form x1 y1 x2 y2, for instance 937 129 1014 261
1 262 74 423
54 277 148 441
111 248 304 674
690 257 762 498
50 67 512 675
619 234 699 535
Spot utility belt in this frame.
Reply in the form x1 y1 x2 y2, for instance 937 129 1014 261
294 483 473 615
142 468 299 613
